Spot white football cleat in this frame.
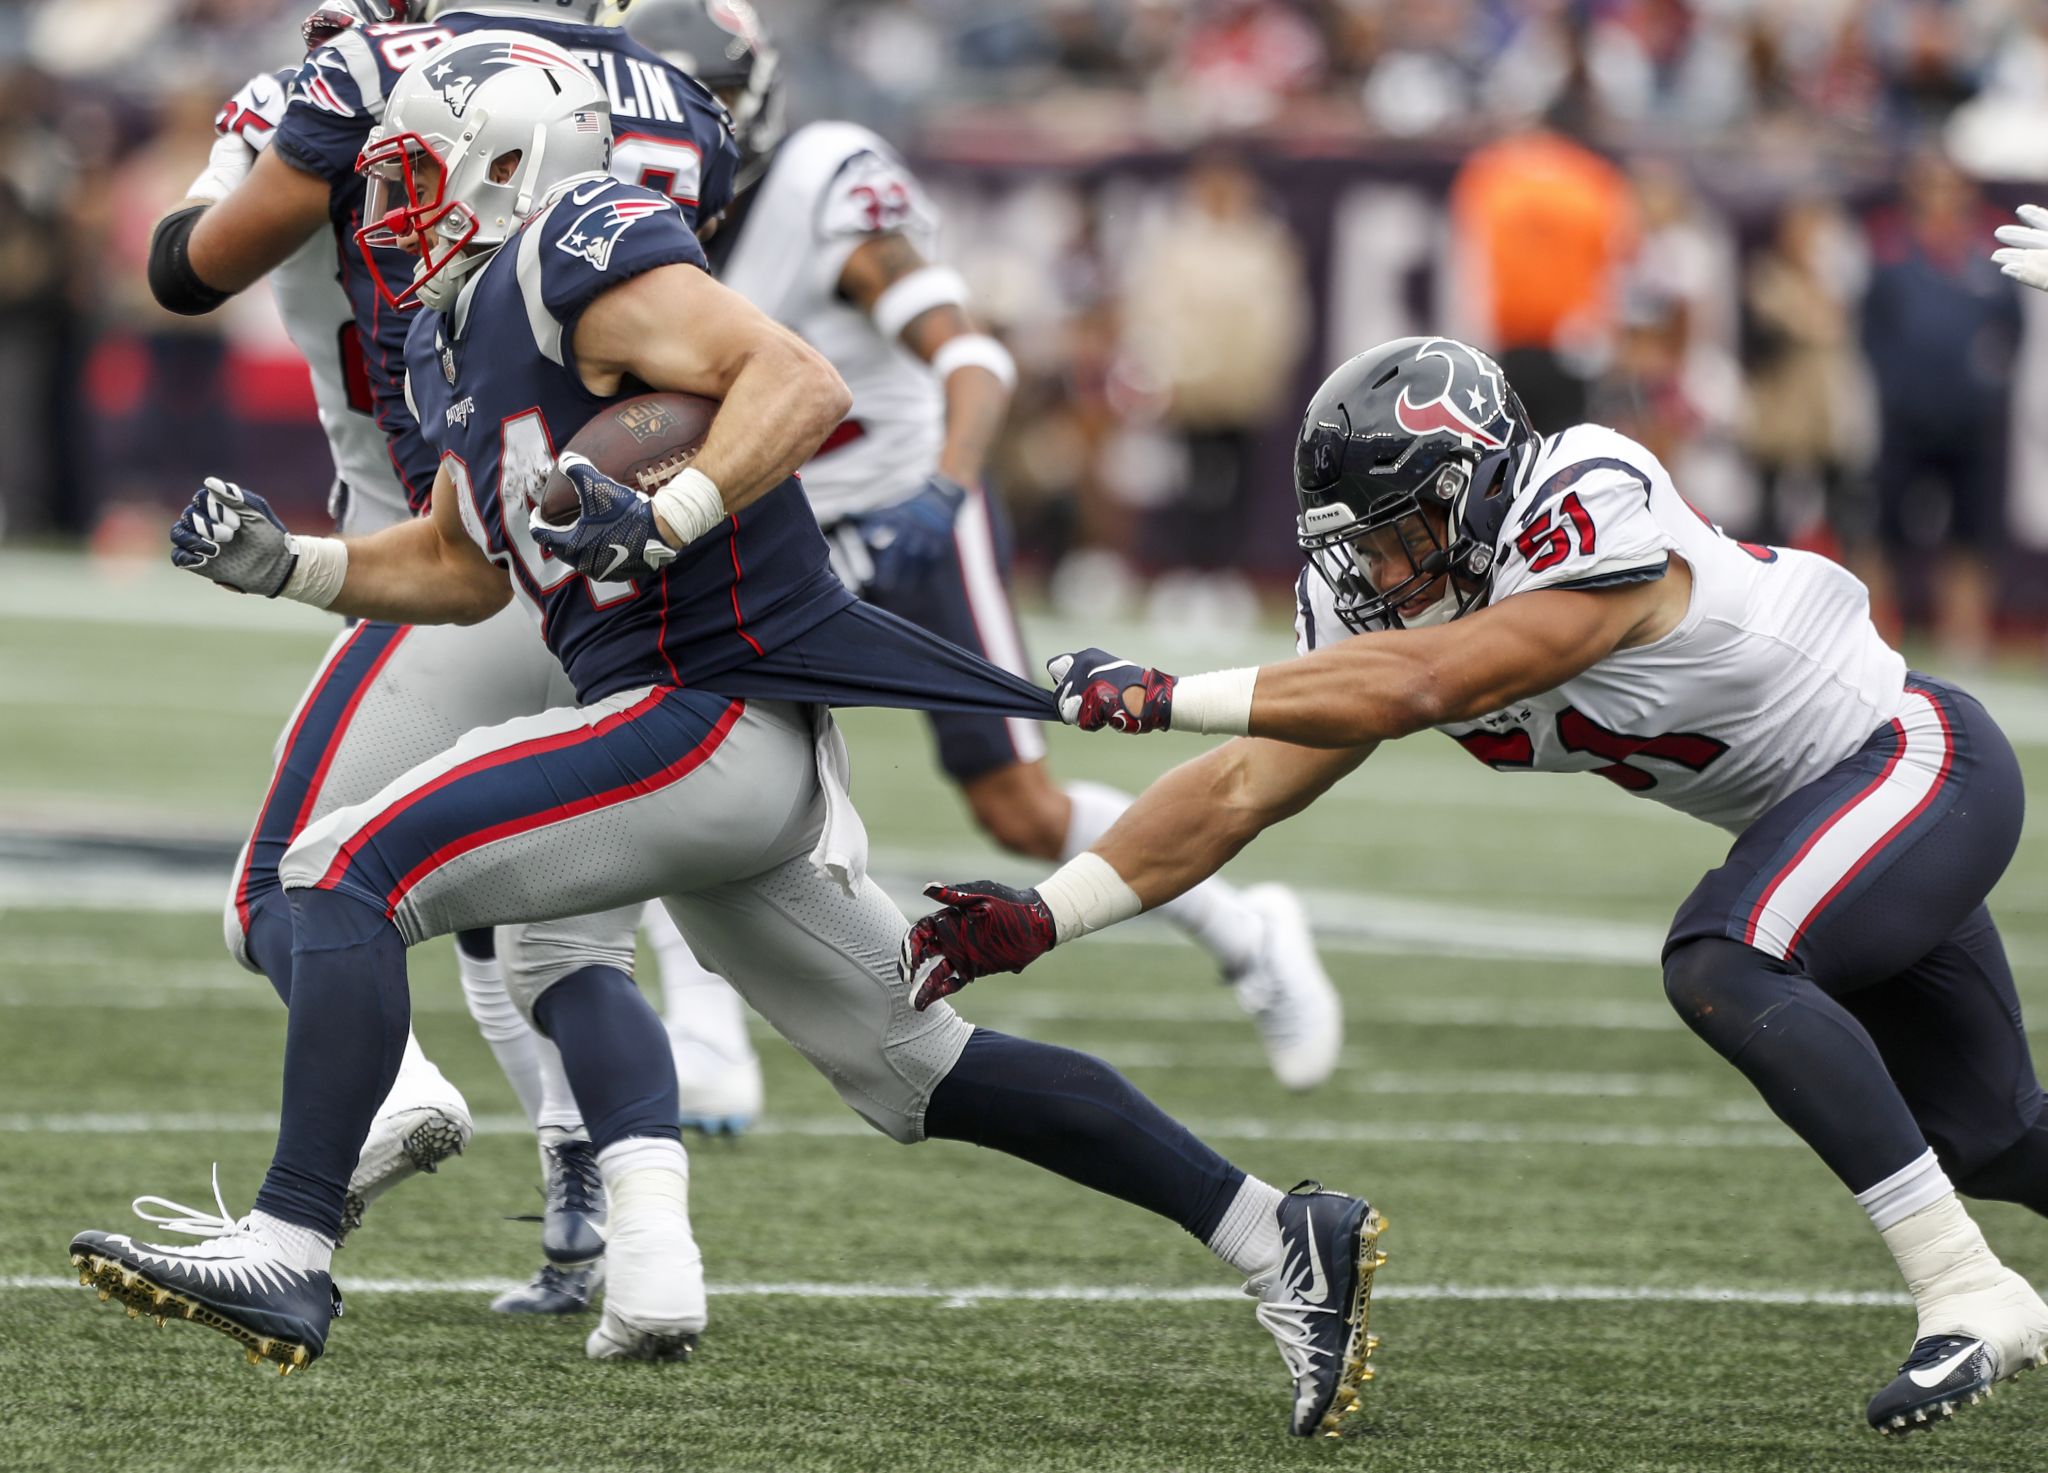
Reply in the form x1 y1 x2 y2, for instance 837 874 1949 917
584 1163 705 1362
340 1050 473 1242
1229 884 1343 1091
667 992 763 1136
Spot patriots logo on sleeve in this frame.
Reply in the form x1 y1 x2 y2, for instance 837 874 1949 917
1392 338 1513 450
295 49 362 116
554 193 678 272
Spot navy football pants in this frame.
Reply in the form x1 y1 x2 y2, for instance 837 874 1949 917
1665 675 2046 1199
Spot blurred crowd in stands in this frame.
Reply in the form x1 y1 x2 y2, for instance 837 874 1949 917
3 0 2046 660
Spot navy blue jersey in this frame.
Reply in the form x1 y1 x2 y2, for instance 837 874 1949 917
271 11 740 512
405 176 853 703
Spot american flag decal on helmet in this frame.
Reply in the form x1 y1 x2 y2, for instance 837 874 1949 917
574 111 603 134
554 195 676 273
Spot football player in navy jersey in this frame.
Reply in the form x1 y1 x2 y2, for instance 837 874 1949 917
75 39 1383 1437
142 0 746 1317
907 337 2048 1438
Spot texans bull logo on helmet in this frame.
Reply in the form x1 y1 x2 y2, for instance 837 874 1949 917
1392 338 1514 450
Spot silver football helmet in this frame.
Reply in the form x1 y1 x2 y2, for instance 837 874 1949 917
355 30 612 310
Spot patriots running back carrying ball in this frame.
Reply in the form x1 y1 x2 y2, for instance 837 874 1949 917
907 336 2048 1438
74 36 1386 1438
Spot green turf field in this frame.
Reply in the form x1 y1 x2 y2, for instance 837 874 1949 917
2 550 2046 1472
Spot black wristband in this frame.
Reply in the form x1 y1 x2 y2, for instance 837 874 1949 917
148 205 233 317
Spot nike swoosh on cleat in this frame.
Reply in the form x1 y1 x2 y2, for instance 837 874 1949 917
1908 1341 1986 1389
1303 1206 1329 1308
600 544 631 579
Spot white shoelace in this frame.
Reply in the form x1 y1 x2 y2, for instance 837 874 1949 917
131 1163 242 1240
1254 1295 1326 1387
1247 1257 1331 1390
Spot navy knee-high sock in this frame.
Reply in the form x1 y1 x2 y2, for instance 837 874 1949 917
253 889 410 1236
244 889 296 1005
924 1028 1245 1240
532 966 679 1150
1664 937 1928 1192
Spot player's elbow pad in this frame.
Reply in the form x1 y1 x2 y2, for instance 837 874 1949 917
148 206 233 317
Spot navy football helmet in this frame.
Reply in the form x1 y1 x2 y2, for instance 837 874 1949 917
613 0 782 189
1296 337 1536 633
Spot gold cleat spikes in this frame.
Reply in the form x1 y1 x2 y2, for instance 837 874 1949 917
246 1348 262 1366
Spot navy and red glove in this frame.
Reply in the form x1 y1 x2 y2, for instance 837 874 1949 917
901 880 1057 1011
1047 648 1176 733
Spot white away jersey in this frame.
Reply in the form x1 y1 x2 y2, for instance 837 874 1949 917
715 121 945 523
1294 425 1908 832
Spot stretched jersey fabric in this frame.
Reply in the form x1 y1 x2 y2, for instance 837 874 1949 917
711 121 945 523
270 11 739 511
405 176 849 703
1295 424 1907 832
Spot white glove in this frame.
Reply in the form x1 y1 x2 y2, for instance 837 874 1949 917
186 72 291 203
1993 203 2048 293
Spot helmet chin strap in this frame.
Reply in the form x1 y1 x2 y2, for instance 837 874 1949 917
513 123 548 219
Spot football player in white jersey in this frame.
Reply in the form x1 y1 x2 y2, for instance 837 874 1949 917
615 0 1344 1097
906 337 2048 1439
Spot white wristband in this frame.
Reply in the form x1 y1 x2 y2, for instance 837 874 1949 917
871 265 969 341
930 332 1016 391
1170 667 1259 735
651 467 725 548
1035 851 1143 947
281 535 348 609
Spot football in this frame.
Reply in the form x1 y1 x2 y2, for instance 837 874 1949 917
534 391 719 526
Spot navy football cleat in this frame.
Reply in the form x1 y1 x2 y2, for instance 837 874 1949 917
1250 1181 1388 1437
492 1262 601 1316
69 1182 340 1374
538 1132 607 1267
1867 1334 1999 1435
1866 1267 2048 1437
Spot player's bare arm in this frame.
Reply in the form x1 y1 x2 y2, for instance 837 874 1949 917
902 736 1369 1009
1242 566 1687 747
1092 738 1373 910
1045 561 1687 747
169 463 509 627
571 262 851 532
839 231 1012 486
184 150 333 295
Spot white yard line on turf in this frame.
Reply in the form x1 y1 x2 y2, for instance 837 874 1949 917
0 1273 1910 1307
0 1111 1798 1148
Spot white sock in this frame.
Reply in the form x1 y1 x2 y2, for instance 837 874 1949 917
1868 1174 2009 1338
534 1045 585 1136
249 1209 334 1275
1857 1149 1956 1231
455 937 549 1127
1061 780 1263 973
597 1134 690 1190
1205 1175 1286 1276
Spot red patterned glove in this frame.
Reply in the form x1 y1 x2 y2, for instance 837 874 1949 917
901 881 1057 1011
1046 648 1177 734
